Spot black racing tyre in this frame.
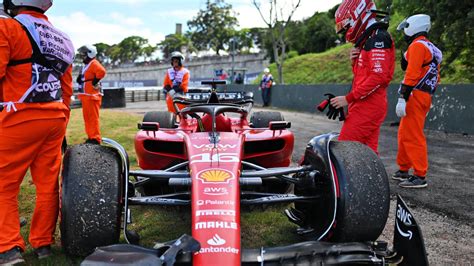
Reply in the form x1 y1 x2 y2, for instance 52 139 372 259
250 111 284 128
60 144 123 257
143 111 176 128
329 141 390 242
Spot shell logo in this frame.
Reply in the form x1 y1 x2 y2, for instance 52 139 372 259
198 169 234 183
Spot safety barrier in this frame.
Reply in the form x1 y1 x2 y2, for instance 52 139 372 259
222 84 474 135
72 88 161 109
125 90 161 103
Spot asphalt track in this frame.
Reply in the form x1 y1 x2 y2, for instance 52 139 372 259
117 100 473 263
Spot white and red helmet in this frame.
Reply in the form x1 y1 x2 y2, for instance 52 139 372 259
335 0 376 43
3 0 52 12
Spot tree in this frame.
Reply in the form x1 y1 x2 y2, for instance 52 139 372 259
392 0 474 81
231 29 257 53
159 34 193 58
187 0 238 55
302 12 339 54
252 0 302 84
93 42 112 65
118 36 149 63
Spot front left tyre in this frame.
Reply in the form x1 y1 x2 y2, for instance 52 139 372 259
60 144 123 257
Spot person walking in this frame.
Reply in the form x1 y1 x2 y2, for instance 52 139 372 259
259 68 273 107
163 51 189 113
330 0 395 154
393 14 442 188
76 44 106 144
0 0 75 263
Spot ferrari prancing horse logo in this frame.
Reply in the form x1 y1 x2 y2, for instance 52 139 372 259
198 169 234 183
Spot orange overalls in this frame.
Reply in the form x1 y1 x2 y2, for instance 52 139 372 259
163 67 189 113
77 59 106 143
0 11 74 252
397 36 442 177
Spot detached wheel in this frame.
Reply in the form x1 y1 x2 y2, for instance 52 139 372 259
60 144 123 257
143 111 176 128
330 141 390 242
250 111 284 128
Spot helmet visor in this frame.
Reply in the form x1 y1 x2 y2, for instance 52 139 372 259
335 18 351 34
397 19 409 31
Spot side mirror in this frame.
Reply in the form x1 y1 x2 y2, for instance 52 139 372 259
269 121 291 130
138 122 160 131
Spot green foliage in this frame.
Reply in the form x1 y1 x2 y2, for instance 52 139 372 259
115 36 152 64
90 37 158 66
159 34 193 59
287 50 299 59
187 0 238 55
231 28 256 53
301 12 339 53
390 0 474 82
261 8 340 64
93 42 111 64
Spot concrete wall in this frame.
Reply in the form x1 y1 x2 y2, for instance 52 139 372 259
222 84 474 135
94 53 269 86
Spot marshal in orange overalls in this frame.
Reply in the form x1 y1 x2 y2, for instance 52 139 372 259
0 10 74 252
77 58 106 143
163 66 189 113
397 36 442 177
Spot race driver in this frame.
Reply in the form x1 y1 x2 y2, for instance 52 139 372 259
0 0 75 263
163 51 189 113
330 0 395 154
76 44 106 144
393 14 442 188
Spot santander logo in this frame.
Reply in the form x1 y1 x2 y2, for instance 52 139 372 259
207 234 226 246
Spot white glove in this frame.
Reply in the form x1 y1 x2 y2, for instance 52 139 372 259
168 89 176 98
396 98 407 118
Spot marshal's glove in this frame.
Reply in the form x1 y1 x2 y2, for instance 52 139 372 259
396 98 407 118
163 85 171 96
168 89 176 98
317 93 345 121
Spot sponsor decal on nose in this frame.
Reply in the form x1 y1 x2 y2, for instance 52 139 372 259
198 169 234 183
207 234 226 246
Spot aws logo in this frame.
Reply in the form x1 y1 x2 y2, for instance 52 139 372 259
204 187 228 196
198 169 234 183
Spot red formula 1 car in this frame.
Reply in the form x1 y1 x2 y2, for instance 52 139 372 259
60 81 428 265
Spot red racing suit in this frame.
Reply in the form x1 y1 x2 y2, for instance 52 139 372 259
339 23 395 154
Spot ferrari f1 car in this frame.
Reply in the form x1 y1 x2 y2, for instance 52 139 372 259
60 80 428 265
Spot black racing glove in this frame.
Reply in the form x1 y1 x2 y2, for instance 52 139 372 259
172 84 184 94
400 51 408 71
317 93 345 121
92 77 101 86
398 84 414 101
76 75 83 85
